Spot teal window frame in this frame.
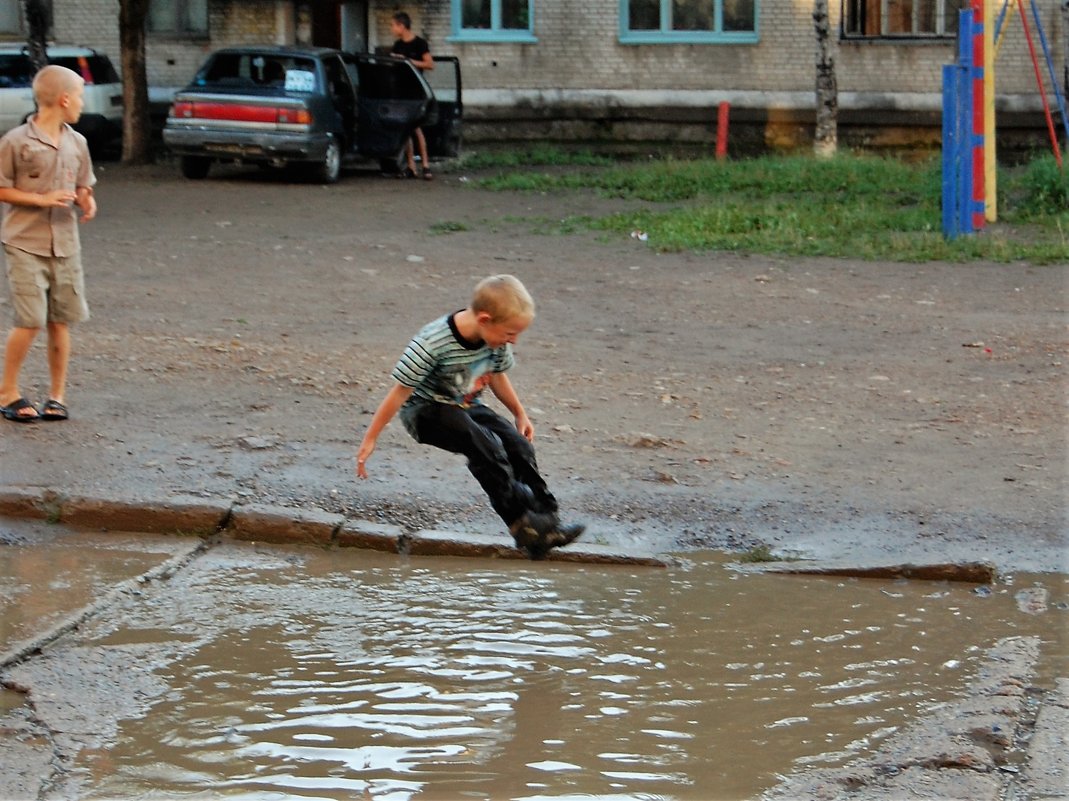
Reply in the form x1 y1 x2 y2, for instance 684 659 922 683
449 0 537 43
618 0 759 43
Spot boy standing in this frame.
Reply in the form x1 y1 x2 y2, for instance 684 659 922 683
389 11 434 180
0 65 96 423
356 275 584 558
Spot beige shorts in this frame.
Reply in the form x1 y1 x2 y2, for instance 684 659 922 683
3 244 89 328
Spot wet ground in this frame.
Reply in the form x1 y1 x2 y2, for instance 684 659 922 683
0 161 1064 571
1 519 1066 800
0 160 1066 798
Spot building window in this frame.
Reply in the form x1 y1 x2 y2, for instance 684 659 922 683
451 0 535 42
621 0 757 42
149 0 208 35
0 0 53 36
843 0 961 37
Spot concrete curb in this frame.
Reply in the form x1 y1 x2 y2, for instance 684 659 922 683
0 537 211 669
763 636 1044 801
1018 677 1069 799
0 490 668 567
731 559 999 584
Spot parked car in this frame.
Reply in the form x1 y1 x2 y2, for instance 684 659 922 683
163 46 462 183
0 44 123 156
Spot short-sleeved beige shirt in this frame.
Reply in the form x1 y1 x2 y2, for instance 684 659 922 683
0 119 95 258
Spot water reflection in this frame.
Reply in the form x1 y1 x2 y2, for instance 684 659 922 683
82 547 1065 801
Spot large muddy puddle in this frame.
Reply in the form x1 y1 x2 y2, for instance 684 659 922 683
12 539 1068 800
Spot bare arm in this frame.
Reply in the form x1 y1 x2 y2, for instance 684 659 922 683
0 187 77 208
75 186 96 221
489 372 533 441
408 49 434 71
356 383 414 478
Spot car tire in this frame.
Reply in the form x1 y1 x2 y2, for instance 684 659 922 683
316 137 341 184
180 156 212 180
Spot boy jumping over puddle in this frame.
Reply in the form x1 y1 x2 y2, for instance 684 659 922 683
356 275 584 558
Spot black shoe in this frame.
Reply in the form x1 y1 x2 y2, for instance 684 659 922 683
543 522 585 549
509 513 584 560
508 511 557 559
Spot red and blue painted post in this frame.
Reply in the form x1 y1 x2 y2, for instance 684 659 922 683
942 7 987 239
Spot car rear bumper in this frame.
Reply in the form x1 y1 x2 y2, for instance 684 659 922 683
163 126 332 162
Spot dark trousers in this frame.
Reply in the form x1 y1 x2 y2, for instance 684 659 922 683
410 402 558 526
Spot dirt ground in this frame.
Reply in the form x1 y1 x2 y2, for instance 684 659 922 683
1 158 1065 572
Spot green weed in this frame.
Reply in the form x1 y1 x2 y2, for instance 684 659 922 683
467 151 1068 263
430 220 470 234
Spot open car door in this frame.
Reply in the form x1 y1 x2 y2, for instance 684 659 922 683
349 53 433 163
424 56 463 159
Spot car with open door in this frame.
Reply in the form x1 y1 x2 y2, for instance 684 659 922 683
163 46 459 183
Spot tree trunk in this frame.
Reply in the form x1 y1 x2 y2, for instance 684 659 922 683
813 0 838 159
21 0 49 72
119 0 152 164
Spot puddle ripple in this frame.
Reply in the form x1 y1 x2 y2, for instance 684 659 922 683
80 547 1065 801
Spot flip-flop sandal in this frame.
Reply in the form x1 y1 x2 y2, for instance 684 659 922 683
1 397 40 423
39 399 69 421
422 169 434 181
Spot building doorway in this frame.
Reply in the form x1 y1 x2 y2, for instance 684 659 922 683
295 0 367 51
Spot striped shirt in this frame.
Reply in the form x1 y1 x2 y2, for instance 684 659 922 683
393 312 515 410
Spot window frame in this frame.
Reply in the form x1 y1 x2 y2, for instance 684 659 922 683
841 0 960 39
618 0 759 44
147 0 209 39
448 0 537 43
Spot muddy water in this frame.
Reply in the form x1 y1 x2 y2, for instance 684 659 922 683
74 545 1065 801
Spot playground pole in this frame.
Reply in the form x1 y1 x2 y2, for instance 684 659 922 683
983 0 997 221
970 0 986 231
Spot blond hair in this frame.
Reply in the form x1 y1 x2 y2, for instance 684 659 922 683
472 274 535 323
32 65 83 108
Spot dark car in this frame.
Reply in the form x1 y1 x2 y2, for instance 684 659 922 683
163 46 461 183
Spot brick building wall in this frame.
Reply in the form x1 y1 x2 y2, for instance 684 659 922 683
391 0 1059 98
16 0 1067 148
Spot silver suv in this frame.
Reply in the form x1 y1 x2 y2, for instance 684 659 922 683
0 44 123 155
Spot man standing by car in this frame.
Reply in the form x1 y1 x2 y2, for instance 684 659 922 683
390 11 434 180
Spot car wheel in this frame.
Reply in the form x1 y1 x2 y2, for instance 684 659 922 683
316 137 341 184
180 156 212 180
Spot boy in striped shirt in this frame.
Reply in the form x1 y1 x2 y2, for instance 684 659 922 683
356 275 584 558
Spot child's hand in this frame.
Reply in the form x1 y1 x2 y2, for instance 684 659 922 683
75 189 97 221
356 440 375 479
515 413 534 442
41 189 77 208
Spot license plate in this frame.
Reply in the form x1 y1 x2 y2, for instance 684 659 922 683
209 143 262 156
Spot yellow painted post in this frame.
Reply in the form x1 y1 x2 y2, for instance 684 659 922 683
984 0 997 221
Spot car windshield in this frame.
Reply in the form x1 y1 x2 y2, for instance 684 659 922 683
196 53 320 93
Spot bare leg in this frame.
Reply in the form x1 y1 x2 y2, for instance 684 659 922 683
46 321 70 404
0 326 40 417
404 137 417 174
414 127 431 176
